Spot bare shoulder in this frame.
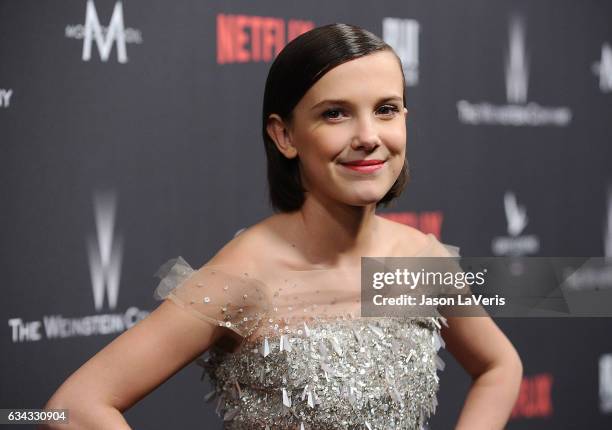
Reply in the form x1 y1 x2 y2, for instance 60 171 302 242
377 215 431 255
204 215 284 274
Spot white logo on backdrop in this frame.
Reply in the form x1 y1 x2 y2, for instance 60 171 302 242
492 191 540 256
87 191 123 311
605 186 612 259
505 18 529 104
0 88 13 108
592 42 612 93
600 353 612 414
563 186 612 291
382 18 420 86
65 0 142 63
7 189 149 343
457 16 572 126
504 192 528 236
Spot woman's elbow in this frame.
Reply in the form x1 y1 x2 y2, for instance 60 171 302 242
482 345 523 385
509 345 524 377
38 394 130 430
503 346 524 393
37 396 69 430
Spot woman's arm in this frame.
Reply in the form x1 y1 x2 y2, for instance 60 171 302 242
39 299 224 430
441 316 523 430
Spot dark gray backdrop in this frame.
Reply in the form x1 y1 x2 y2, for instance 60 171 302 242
1 0 611 428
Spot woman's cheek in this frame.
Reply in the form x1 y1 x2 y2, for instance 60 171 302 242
387 128 407 150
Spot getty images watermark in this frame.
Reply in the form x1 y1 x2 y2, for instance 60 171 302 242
360 257 612 318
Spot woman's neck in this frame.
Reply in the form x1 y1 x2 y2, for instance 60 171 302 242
281 195 384 268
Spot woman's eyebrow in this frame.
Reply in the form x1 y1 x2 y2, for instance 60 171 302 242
310 95 403 111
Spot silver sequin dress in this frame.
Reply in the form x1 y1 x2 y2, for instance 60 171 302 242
153 233 460 430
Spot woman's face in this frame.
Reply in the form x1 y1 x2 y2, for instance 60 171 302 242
285 50 407 208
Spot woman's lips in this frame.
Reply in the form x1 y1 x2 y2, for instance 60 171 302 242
339 160 386 173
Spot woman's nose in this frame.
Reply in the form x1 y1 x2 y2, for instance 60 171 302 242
350 116 381 151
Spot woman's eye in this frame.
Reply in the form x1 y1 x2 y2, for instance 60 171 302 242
377 105 400 116
322 108 345 120
322 105 400 120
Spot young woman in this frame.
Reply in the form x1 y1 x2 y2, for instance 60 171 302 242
43 23 522 429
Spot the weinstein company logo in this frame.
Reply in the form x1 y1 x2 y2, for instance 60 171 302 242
592 42 612 93
382 18 420 86
65 0 142 63
457 16 572 126
7 190 149 343
504 16 529 105
563 187 612 291
600 353 612 414
606 186 612 259
0 88 13 108
492 191 540 256
87 191 123 311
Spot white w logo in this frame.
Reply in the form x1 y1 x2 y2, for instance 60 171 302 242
600 354 612 413
593 43 612 93
82 0 128 63
505 16 529 104
605 185 612 259
87 190 123 311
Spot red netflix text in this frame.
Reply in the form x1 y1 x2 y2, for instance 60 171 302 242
511 373 554 419
379 211 444 239
217 14 314 64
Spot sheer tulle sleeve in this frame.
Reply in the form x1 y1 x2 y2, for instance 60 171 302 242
427 235 472 296
153 257 268 338
420 235 482 326
424 234 460 259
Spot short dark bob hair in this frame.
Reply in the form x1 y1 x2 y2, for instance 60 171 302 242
262 23 409 213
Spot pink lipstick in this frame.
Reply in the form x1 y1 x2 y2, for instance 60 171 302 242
340 159 386 173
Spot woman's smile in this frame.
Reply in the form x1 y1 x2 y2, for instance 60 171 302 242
338 159 387 174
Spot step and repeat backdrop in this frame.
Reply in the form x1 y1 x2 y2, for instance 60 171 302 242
1 0 611 428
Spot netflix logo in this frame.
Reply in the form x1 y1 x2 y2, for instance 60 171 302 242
511 373 554 419
379 210 444 239
217 14 314 64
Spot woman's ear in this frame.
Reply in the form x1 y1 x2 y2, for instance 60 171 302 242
266 114 298 159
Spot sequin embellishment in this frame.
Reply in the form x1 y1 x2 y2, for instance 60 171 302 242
154 256 451 429
197 316 446 429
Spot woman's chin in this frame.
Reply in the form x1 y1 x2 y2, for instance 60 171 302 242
342 193 387 207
